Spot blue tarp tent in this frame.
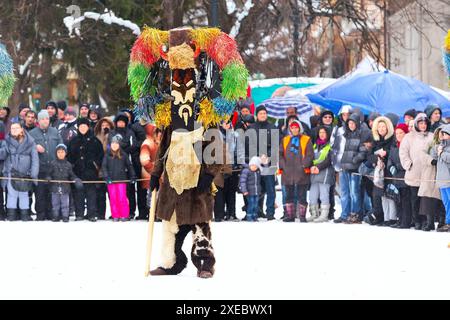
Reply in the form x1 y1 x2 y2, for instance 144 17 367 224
307 70 450 116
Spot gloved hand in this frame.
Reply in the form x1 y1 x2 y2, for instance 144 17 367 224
74 178 84 190
150 175 160 191
197 173 214 193
106 178 113 185
129 178 137 185
431 159 438 166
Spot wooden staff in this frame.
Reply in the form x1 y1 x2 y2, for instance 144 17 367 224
144 190 157 277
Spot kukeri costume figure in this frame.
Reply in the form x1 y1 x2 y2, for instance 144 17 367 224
128 27 248 278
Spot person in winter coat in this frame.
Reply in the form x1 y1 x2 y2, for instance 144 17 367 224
140 124 162 216
23 110 37 132
234 102 252 131
310 109 334 142
248 106 279 220
0 106 12 134
435 124 450 232
10 103 30 125
0 122 39 221
400 113 434 230
309 126 335 222
88 104 104 130
68 118 104 222
56 101 67 121
364 116 395 226
79 103 90 119
334 113 367 223
46 101 63 129
47 144 82 222
387 123 411 229
124 109 149 221
213 120 239 222
58 107 78 146
277 106 312 138
108 112 139 219
30 110 63 220
425 104 445 133
102 134 136 221
404 109 417 124
239 156 262 221
93 117 114 220
418 126 443 231
279 120 314 222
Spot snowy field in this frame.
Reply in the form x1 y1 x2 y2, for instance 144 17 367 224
1 192 450 300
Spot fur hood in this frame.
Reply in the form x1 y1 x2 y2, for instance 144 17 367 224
371 116 394 141
94 117 115 137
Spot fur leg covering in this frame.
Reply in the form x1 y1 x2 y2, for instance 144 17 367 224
152 212 190 275
191 222 216 277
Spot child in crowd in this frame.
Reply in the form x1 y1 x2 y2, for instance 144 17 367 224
309 126 335 222
47 144 83 222
239 156 262 222
101 134 136 221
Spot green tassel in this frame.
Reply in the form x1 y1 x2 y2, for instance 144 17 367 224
128 63 153 102
0 74 15 105
221 62 249 101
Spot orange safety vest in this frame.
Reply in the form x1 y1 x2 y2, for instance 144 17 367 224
282 135 311 174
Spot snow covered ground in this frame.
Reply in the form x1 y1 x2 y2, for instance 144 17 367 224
1 192 450 300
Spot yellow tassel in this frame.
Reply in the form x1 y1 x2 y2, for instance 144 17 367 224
168 43 196 70
155 101 172 128
141 26 169 59
190 28 221 50
445 30 450 52
198 98 226 128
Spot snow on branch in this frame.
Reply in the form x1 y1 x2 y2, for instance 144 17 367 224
229 0 254 38
63 9 141 37
19 54 34 75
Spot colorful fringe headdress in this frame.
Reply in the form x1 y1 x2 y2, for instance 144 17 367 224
128 27 249 128
443 30 450 88
0 43 15 106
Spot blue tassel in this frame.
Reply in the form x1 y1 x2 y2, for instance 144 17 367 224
0 43 14 78
212 97 236 117
133 94 163 123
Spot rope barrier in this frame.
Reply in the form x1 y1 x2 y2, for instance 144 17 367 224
350 172 450 184
0 176 148 184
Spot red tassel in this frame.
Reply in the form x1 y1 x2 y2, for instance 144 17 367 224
206 33 243 69
131 37 158 67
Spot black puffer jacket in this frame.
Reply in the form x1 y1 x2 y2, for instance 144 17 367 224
67 130 104 181
48 159 80 194
387 143 407 188
101 149 136 182
340 113 367 171
248 120 278 158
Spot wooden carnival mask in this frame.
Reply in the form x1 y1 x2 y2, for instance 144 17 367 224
128 26 249 130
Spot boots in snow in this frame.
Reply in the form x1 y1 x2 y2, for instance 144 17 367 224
314 204 330 223
6 209 17 221
437 224 450 232
297 204 307 223
20 209 33 222
307 204 319 222
283 203 296 222
422 214 435 231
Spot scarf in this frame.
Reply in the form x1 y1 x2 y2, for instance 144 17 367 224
316 137 327 146
290 136 300 155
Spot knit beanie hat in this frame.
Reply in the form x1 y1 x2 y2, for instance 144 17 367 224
255 105 267 116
